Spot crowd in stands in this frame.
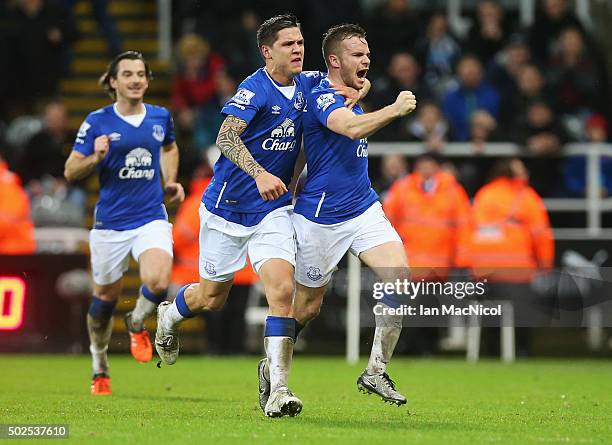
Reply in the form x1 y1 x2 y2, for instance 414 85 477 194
1 0 611 251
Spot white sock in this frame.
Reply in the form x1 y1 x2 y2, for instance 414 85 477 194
130 294 157 331
367 304 403 375
161 300 185 331
264 336 294 392
87 314 113 375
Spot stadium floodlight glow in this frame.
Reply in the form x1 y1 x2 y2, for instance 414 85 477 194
0 276 26 331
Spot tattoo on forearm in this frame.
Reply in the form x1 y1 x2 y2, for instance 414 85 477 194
216 115 265 178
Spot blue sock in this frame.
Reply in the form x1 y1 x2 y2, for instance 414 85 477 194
140 285 167 304
175 284 194 318
264 316 295 338
293 319 305 342
88 296 117 322
380 291 403 309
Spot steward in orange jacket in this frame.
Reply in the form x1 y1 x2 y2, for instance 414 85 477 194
469 158 554 283
0 159 36 254
172 176 258 286
384 154 471 280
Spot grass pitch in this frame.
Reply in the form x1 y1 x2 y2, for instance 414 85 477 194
1 355 611 444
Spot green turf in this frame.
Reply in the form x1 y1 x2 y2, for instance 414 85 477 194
1 355 611 444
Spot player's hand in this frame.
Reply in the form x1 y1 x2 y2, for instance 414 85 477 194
334 85 360 110
255 171 288 201
165 182 185 203
93 135 110 163
393 91 417 117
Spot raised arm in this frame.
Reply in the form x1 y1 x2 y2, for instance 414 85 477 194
215 115 287 201
326 91 416 140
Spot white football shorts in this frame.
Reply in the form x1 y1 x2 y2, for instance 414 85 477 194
293 201 401 287
198 203 296 282
89 219 173 285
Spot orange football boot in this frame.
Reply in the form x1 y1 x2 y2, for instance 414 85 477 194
91 374 111 395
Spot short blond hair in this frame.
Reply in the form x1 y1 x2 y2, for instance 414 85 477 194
177 33 210 60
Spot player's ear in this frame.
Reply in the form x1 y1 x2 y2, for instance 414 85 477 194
109 76 118 90
260 45 272 61
328 54 341 70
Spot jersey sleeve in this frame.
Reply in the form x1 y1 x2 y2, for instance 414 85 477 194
310 88 345 128
163 110 175 145
220 78 265 125
72 115 97 156
299 71 326 90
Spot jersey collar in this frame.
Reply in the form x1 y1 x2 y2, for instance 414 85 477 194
113 103 147 128
263 68 296 101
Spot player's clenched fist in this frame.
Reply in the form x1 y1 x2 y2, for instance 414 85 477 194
393 91 417 117
93 135 110 163
255 171 288 201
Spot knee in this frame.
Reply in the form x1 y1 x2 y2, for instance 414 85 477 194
267 280 295 301
143 276 170 295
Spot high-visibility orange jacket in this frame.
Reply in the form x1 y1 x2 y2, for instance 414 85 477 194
384 171 471 279
468 178 554 283
0 161 36 254
172 177 258 286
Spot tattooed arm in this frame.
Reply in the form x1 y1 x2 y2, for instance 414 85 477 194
216 115 288 201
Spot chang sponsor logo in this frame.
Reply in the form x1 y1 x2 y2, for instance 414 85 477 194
262 118 297 151
356 138 368 157
118 147 155 180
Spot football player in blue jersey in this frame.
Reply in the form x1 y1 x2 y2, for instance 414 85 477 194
291 24 416 405
154 14 367 417
64 51 185 395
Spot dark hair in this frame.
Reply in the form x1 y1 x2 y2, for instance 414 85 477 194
322 24 366 65
99 51 152 99
489 157 518 181
256 14 301 48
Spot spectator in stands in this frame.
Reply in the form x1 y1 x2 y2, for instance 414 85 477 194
442 55 500 142
514 101 568 196
18 101 74 184
368 52 433 140
470 110 501 153
546 27 603 116
171 153 258 354
171 33 226 151
528 0 586 64
464 0 511 65
406 101 448 151
375 153 408 199
468 158 554 354
503 64 554 133
10 0 79 111
366 0 420 71
415 12 461 97
218 10 261 80
486 34 532 125
0 153 36 254
564 114 612 197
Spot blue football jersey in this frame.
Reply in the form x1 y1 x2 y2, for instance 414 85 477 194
294 77 379 224
203 68 322 226
73 103 175 230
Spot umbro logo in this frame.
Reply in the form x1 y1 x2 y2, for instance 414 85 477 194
108 132 121 141
271 105 281 114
